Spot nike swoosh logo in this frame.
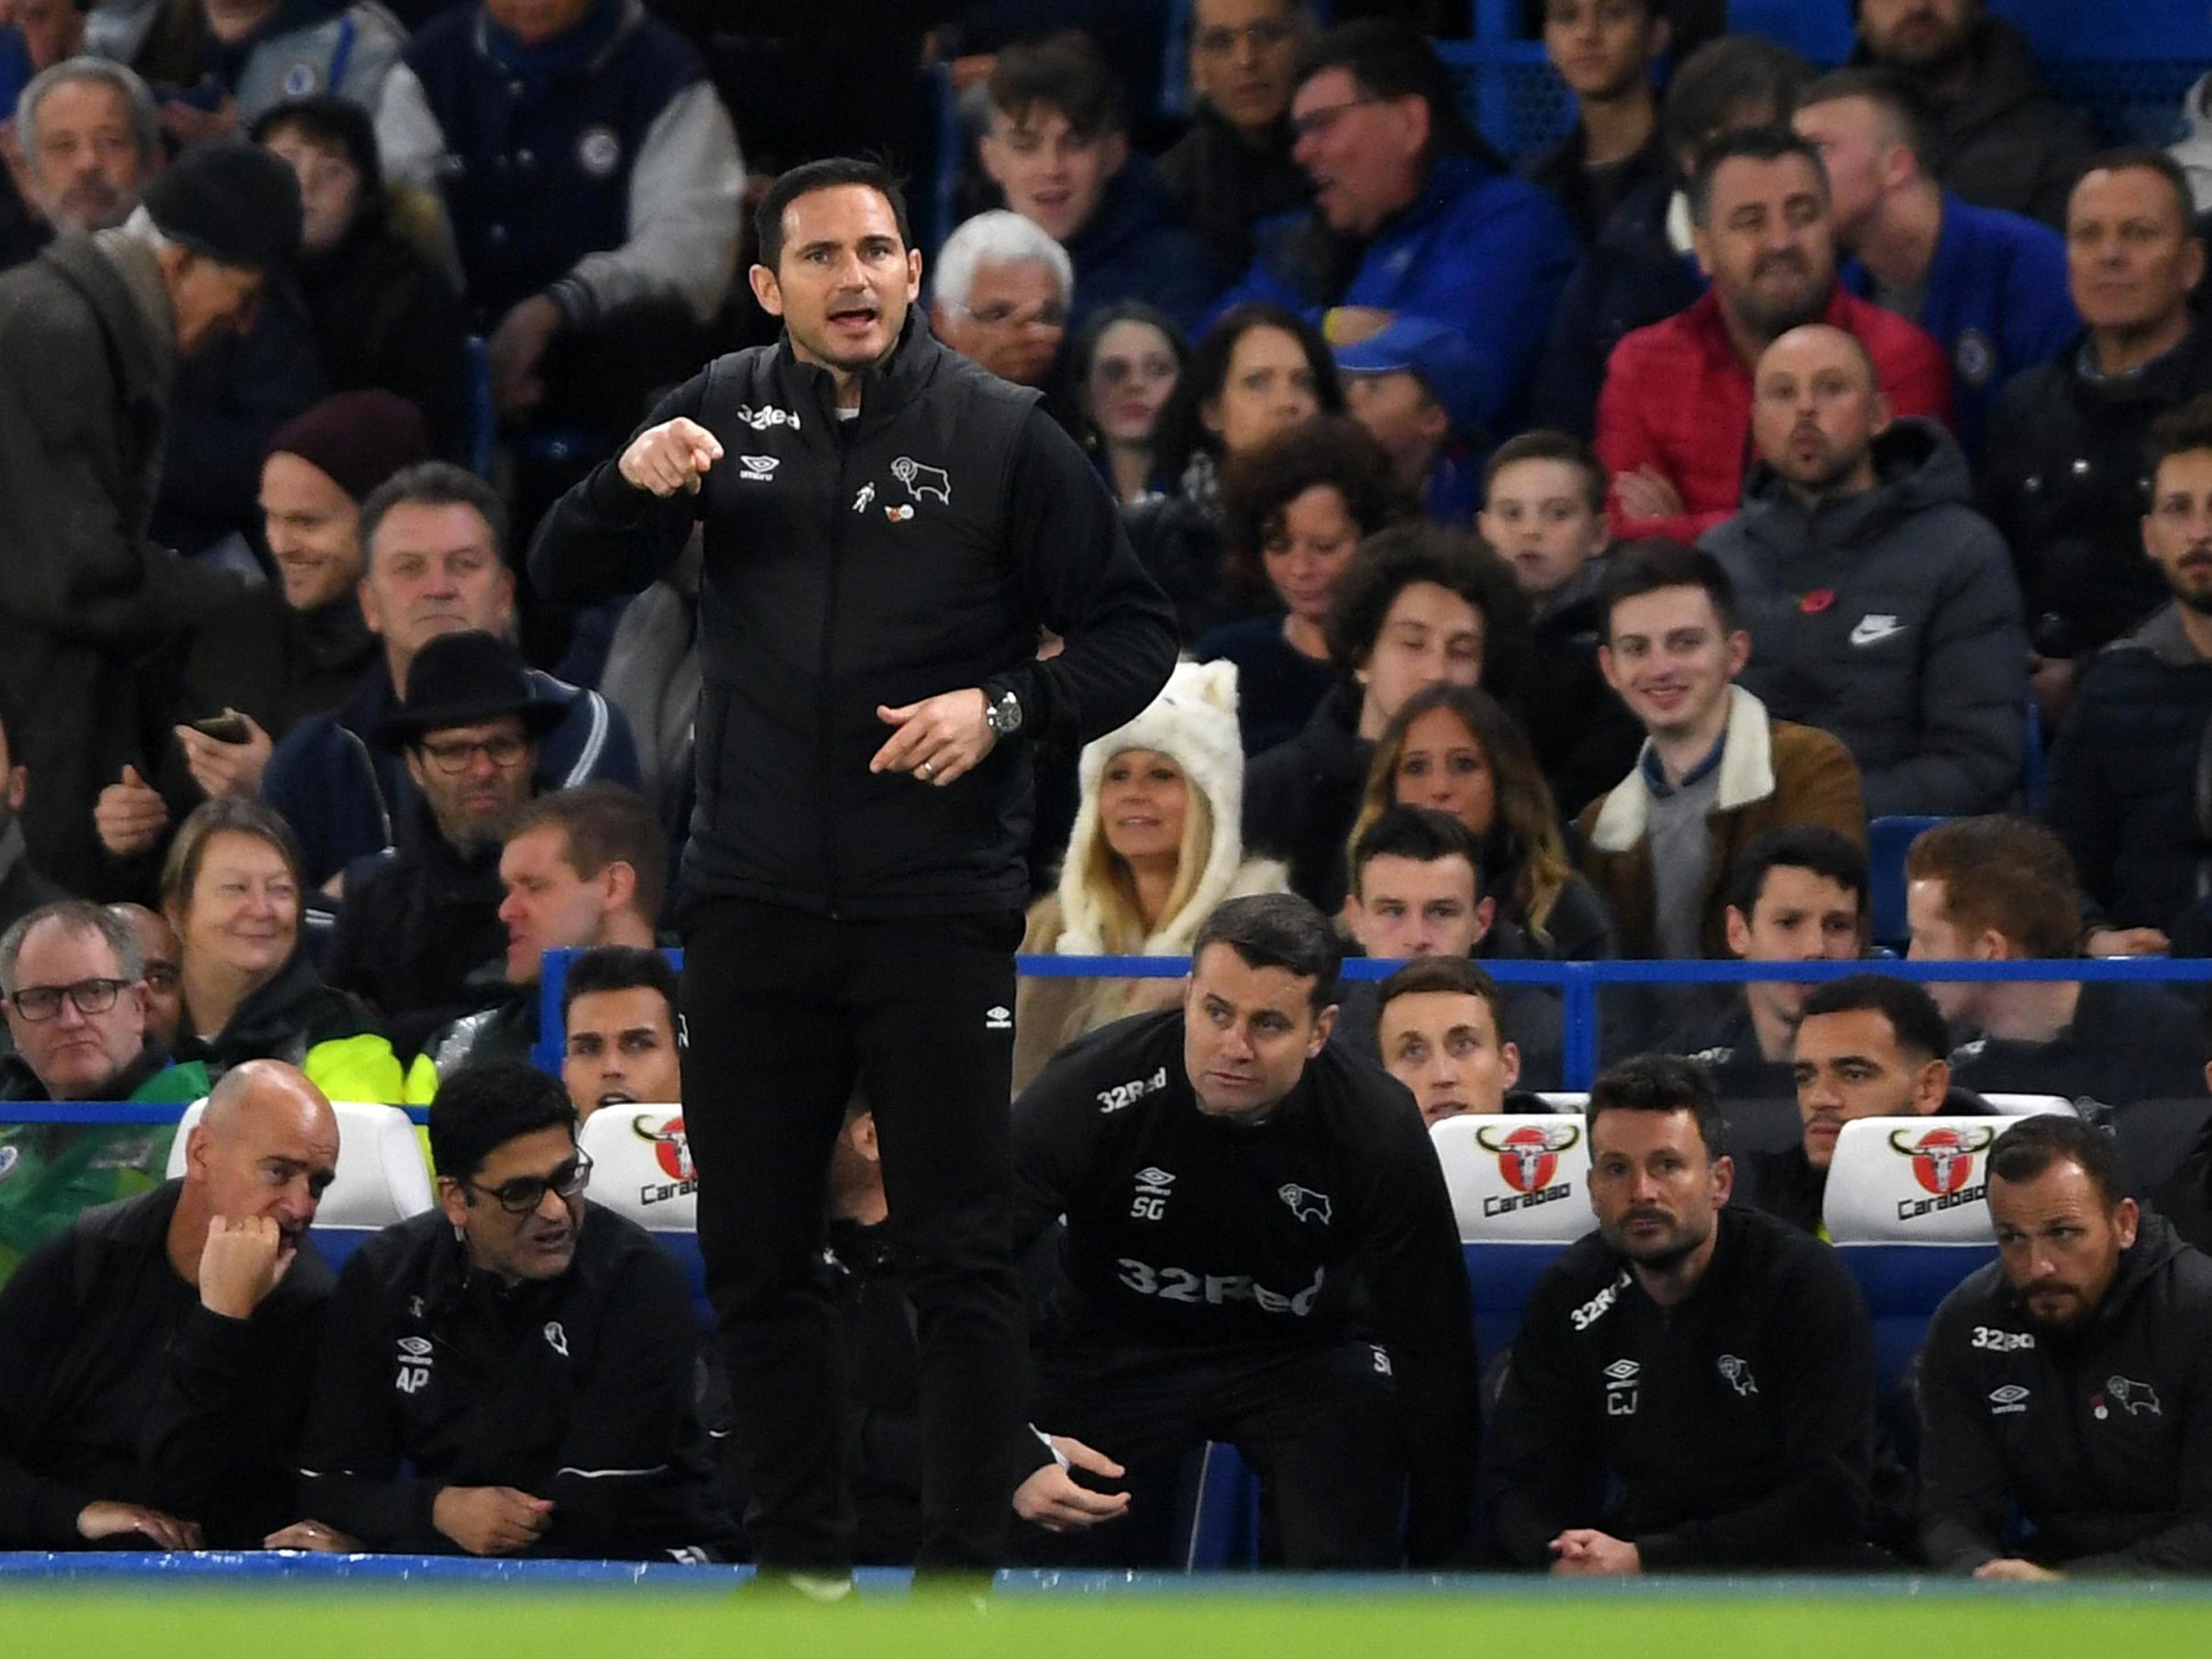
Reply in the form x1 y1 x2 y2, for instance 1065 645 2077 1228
1849 617 1904 647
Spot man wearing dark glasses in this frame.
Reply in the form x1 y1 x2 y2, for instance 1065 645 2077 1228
289 1060 734 1560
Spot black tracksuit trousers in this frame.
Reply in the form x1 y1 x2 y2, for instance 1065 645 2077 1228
680 895 1025 1574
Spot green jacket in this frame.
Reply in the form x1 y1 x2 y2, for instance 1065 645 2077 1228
0 1048 210 1286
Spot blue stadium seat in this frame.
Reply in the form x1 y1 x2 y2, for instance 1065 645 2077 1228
1866 814 1948 950
2018 692 2045 815
1821 1112 2063 1408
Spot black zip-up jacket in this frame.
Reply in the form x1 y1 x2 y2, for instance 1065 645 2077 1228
0 1181 333 1546
1983 323 2212 658
1947 980 2210 1108
1487 1202 1877 1569
1011 1010 1477 1564
296 1202 734 1559
1243 683 1370 916
1919 1211 2212 1571
325 800 507 1026
528 315 1178 918
2047 603 2212 935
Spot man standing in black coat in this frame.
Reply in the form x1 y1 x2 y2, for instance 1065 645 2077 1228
0 142 300 897
529 158 1178 1587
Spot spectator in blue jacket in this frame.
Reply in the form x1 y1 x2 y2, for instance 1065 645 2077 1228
1793 69 2074 462
260 463 638 892
978 29 1221 337
1211 18 1576 445
1528 32 1812 439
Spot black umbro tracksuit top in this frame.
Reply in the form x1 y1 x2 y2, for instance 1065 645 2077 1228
1010 1010 1478 1561
1919 1210 2212 1572
1487 1202 1880 1569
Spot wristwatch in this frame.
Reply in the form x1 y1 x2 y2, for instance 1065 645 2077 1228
983 686 1023 737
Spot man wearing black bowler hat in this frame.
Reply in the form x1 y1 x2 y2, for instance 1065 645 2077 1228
324 630 562 1034
0 139 302 898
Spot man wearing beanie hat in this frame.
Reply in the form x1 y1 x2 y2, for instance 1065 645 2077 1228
94 389 431 866
142 138 328 560
202 391 435 761
0 137 300 897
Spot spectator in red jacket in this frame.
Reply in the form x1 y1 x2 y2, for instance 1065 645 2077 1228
1597 127 1951 544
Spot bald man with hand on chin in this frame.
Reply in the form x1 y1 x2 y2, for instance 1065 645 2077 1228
0 1061 339 1550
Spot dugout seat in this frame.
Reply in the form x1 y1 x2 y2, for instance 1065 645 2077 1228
574 1105 708 1323
1821 1113 2061 1415
1982 1093 2079 1118
167 1099 433 1274
1434 1112 1596 1365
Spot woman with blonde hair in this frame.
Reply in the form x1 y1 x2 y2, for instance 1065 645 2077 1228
1347 682 1616 961
1013 659 1288 1090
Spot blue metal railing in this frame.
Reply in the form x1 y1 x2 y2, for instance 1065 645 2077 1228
522 949 2212 1093
4 956 2196 1122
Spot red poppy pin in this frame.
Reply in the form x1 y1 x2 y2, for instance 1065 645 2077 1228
1800 589 1835 614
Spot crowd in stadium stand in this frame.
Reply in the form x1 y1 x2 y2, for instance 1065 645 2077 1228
4 0 2212 1580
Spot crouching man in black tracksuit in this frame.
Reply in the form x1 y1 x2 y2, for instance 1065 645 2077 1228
1919 1112 2212 1577
1006 894 1478 1568
290 1062 735 1560
1487 1054 1881 1573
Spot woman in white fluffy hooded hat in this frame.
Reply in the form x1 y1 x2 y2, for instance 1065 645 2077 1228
1012 658 1290 1092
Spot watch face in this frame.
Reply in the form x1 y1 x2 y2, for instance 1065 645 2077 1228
992 692 1023 734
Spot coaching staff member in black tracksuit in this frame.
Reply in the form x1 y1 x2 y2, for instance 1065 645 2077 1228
529 157 1178 1585
292 1062 734 1561
1486 1054 1880 1574
1005 893 1478 1568
1919 1112 2212 1578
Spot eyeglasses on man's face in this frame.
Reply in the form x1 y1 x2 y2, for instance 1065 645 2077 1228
466 1148 593 1215
6 978 131 1022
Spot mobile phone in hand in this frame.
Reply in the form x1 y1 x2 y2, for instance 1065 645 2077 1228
190 713 250 745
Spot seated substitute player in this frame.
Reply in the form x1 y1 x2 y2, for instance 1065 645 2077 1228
1487 1053 1880 1573
1007 892 1477 1568
1746 972 1987 1235
1919 1112 2212 1577
1372 956 1548 1124
0 1061 338 1550
559 945 682 1121
290 1061 734 1560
